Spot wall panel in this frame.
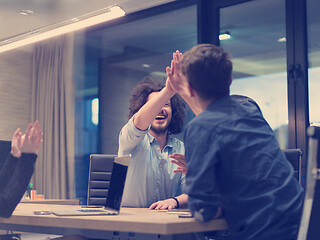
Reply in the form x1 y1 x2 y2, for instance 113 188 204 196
0 50 32 140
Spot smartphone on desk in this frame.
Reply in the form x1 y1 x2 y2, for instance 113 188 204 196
178 212 193 218
167 208 193 218
167 208 190 214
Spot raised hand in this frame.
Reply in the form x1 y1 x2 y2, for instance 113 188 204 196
11 121 43 158
167 50 202 116
170 153 187 175
11 128 22 158
166 50 188 94
164 57 177 95
20 121 43 155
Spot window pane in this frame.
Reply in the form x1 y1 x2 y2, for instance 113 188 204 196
74 5 197 203
220 0 288 148
307 0 320 126
93 5 197 154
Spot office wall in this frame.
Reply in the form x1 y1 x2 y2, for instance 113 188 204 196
99 64 147 154
0 50 33 140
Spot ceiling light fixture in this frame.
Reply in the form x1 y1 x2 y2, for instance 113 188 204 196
277 37 286 43
0 5 125 53
142 64 150 68
219 31 231 41
19 10 35 16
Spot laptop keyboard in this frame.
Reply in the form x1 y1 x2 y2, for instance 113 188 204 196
78 209 105 212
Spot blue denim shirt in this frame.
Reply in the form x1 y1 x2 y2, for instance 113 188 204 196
184 95 303 240
118 116 185 208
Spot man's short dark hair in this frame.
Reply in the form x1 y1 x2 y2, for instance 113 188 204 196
181 44 233 100
128 76 185 135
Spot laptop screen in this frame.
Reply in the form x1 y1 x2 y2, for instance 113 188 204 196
105 155 131 212
50 154 131 217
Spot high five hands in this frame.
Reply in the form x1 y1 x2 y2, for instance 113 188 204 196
166 50 189 95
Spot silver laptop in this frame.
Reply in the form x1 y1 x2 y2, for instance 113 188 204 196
51 154 131 216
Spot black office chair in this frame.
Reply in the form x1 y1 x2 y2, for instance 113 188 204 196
282 148 303 183
297 126 320 240
87 154 116 206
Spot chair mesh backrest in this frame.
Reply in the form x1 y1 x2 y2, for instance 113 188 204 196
298 126 320 240
282 148 303 183
87 154 116 206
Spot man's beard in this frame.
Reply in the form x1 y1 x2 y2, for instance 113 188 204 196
150 123 169 135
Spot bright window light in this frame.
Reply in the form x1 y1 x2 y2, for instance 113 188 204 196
91 98 99 125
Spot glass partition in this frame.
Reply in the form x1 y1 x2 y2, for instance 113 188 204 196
220 0 288 148
307 0 320 126
74 5 197 202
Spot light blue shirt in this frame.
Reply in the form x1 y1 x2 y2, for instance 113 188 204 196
118 116 185 208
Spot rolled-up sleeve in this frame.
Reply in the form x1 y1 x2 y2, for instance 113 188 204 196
184 124 221 222
118 116 150 156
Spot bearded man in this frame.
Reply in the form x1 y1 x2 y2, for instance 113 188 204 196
118 76 187 209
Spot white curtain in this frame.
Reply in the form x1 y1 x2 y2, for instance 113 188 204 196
31 34 75 199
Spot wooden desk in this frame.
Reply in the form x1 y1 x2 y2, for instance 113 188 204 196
0 203 227 240
20 199 80 205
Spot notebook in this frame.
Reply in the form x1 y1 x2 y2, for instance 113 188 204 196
51 154 131 216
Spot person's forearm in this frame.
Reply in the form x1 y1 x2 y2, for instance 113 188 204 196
176 193 188 208
180 94 202 116
172 83 202 116
134 86 175 130
0 154 19 193
0 153 36 218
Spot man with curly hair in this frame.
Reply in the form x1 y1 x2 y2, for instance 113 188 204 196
118 76 188 210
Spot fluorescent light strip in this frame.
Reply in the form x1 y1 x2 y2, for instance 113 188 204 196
0 6 125 53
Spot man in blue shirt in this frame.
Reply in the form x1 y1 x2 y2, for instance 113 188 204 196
166 44 304 240
118 76 188 209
